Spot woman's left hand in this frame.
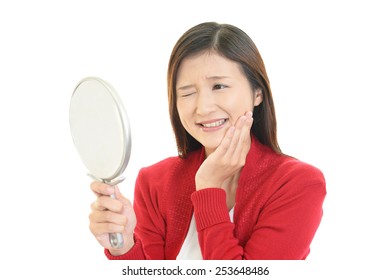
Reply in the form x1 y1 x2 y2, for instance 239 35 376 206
195 111 253 190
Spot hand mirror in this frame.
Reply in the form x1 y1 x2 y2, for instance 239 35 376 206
69 76 131 249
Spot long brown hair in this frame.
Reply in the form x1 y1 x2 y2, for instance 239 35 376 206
168 22 281 158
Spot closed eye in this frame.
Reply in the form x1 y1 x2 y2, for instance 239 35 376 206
179 92 196 97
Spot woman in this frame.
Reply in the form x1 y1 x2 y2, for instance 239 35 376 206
89 22 326 260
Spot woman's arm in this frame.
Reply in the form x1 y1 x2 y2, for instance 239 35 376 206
192 170 326 260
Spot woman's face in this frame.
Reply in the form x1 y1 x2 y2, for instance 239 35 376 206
176 51 262 156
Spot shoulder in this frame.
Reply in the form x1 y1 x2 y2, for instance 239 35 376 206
134 150 202 208
137 156 183 183
248 138 326 196
134 156 183 204
247 138 325 188
247 154 327 213
277 156 326 187
261 155 327 207
239 139 326 208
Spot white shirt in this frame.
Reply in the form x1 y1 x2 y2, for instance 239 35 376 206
176 207 235 260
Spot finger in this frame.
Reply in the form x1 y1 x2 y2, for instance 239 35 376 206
90 181 115 197
245 111 253 130
90 222 125 235
113 186 132 207
225 115 247 157
215 126 235 155
241 111 253 142
89 210 127 226
238 111 253 135
232 112 253 160
91 196 123 212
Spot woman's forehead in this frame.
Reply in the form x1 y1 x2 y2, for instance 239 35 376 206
177 52 242 82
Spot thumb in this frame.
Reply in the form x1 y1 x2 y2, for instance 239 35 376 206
112 185 132 206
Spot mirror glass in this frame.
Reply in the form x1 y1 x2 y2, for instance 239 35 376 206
69 77 131 181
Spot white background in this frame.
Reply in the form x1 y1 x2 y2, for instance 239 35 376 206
1 0 389 279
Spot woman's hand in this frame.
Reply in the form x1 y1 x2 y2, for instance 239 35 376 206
89 182 137 256
195 111 253 190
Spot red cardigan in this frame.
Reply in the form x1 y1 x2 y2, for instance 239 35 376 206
105 137 326 260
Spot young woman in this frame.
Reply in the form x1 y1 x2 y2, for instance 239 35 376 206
89 22 326 260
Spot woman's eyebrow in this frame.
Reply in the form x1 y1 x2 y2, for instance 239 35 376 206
206 75 230 80
177 76 231 90
177 84 195 91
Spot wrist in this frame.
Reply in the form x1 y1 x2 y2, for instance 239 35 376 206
109 237 134 256
195 181 221 191
195 176 222 191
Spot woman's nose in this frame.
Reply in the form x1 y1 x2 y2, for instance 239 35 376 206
195 90 216 115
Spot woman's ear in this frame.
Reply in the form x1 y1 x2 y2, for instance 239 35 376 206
254 89 263 106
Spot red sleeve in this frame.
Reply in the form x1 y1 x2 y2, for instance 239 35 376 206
191 188 242 259
105 168 166 260
104 238 146 260
191 167 326 260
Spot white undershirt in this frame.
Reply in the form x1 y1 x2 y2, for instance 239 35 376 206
176 207 235 260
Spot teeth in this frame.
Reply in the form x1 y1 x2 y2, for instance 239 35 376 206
202 119 225 128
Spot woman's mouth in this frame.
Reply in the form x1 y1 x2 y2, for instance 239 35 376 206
197 119 227 131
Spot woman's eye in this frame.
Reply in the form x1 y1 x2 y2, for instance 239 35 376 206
180 92 195 97
213 84 227 90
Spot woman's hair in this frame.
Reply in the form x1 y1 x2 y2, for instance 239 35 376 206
167 22 281 158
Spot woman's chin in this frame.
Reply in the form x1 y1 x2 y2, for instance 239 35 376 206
202 140 222 156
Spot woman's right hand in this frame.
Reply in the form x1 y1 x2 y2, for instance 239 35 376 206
89 181 137 256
